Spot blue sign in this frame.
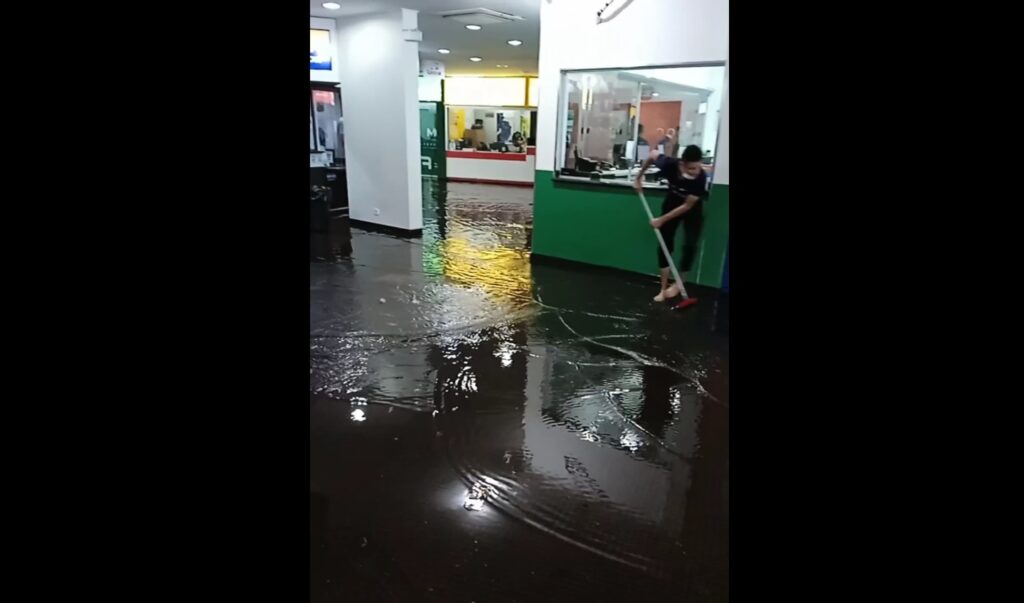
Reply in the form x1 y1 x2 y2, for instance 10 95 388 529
310 29 332 71
721 244 729 292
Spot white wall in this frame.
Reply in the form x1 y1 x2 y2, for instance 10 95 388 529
310 17 339 84
536 0 729 184
418 76 442 102
335 9 423 230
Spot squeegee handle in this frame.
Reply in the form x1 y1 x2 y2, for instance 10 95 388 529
637 190 688 298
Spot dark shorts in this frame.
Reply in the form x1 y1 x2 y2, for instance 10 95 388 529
657 198 704 272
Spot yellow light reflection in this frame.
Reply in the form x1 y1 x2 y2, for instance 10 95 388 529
439 221 532 304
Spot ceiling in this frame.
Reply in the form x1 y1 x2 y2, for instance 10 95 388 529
309 1 540 76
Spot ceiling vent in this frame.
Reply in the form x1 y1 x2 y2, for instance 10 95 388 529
437 8 524 25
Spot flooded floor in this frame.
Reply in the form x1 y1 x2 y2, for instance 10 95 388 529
311 181 729 602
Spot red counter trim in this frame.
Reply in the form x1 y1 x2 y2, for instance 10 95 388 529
447 177 534 187
446 150 527 161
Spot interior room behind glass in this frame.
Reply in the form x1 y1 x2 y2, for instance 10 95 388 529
310 85 344 167
557 65 725 187
447 106 536 153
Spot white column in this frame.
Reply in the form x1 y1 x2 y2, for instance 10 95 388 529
335 8 423 231
713 63 729 185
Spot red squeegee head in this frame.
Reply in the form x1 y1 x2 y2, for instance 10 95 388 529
673 297 699 311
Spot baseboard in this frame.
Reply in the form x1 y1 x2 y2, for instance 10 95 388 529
530 252 720 293
530 252 659 283
349 219 423 238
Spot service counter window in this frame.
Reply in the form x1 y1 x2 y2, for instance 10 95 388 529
554 64 725 188
310 84 344 165
446 106 536 154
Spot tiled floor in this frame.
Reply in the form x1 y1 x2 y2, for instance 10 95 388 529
310 181 728 602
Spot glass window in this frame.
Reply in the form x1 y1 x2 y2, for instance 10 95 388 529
555 64 725 187
446 106 532 153
311 86 344 165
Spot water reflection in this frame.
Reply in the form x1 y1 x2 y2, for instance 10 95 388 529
423 179 533 304
310 180 728 599
638 365 675 439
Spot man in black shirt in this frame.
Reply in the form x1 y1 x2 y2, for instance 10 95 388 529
634 144 708 302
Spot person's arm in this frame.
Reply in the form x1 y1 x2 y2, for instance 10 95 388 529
633 149 662 191
651 171 708 227
651 194 700 228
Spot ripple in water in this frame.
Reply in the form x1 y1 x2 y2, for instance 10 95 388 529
311 182 726 578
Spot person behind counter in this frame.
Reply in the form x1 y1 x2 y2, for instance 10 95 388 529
657 127 678 156
633 143 708 302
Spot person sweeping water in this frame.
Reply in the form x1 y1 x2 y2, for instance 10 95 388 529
633 143 708 305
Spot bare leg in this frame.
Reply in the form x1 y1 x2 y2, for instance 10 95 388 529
664 269 684 299
654 267 672 301
654 216 682 301
675 271 688 298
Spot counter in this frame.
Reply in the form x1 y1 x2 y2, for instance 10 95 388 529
446 147 536 186
552 163 714 189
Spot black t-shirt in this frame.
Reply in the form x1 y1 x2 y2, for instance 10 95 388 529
655 154 708 206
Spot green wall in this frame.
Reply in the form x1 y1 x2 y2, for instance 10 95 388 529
532 170 729 287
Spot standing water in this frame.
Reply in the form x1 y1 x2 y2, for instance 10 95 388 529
311 180 728 602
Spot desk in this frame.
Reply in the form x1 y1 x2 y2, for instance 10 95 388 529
446 147 536 186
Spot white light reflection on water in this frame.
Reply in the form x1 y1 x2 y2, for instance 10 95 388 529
462 482 496 511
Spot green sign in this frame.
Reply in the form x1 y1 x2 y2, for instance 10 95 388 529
419 102 444 179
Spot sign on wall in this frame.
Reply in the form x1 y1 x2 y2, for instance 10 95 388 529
310 29 333 71
419 60 445 77
420 102 444 178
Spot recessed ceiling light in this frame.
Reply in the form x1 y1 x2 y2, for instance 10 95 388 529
321 2 341 9
465 24 482 31
507 39 523 46
469 56 483 62
437 48 451 54
496 64 509 68
652 92 659 97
